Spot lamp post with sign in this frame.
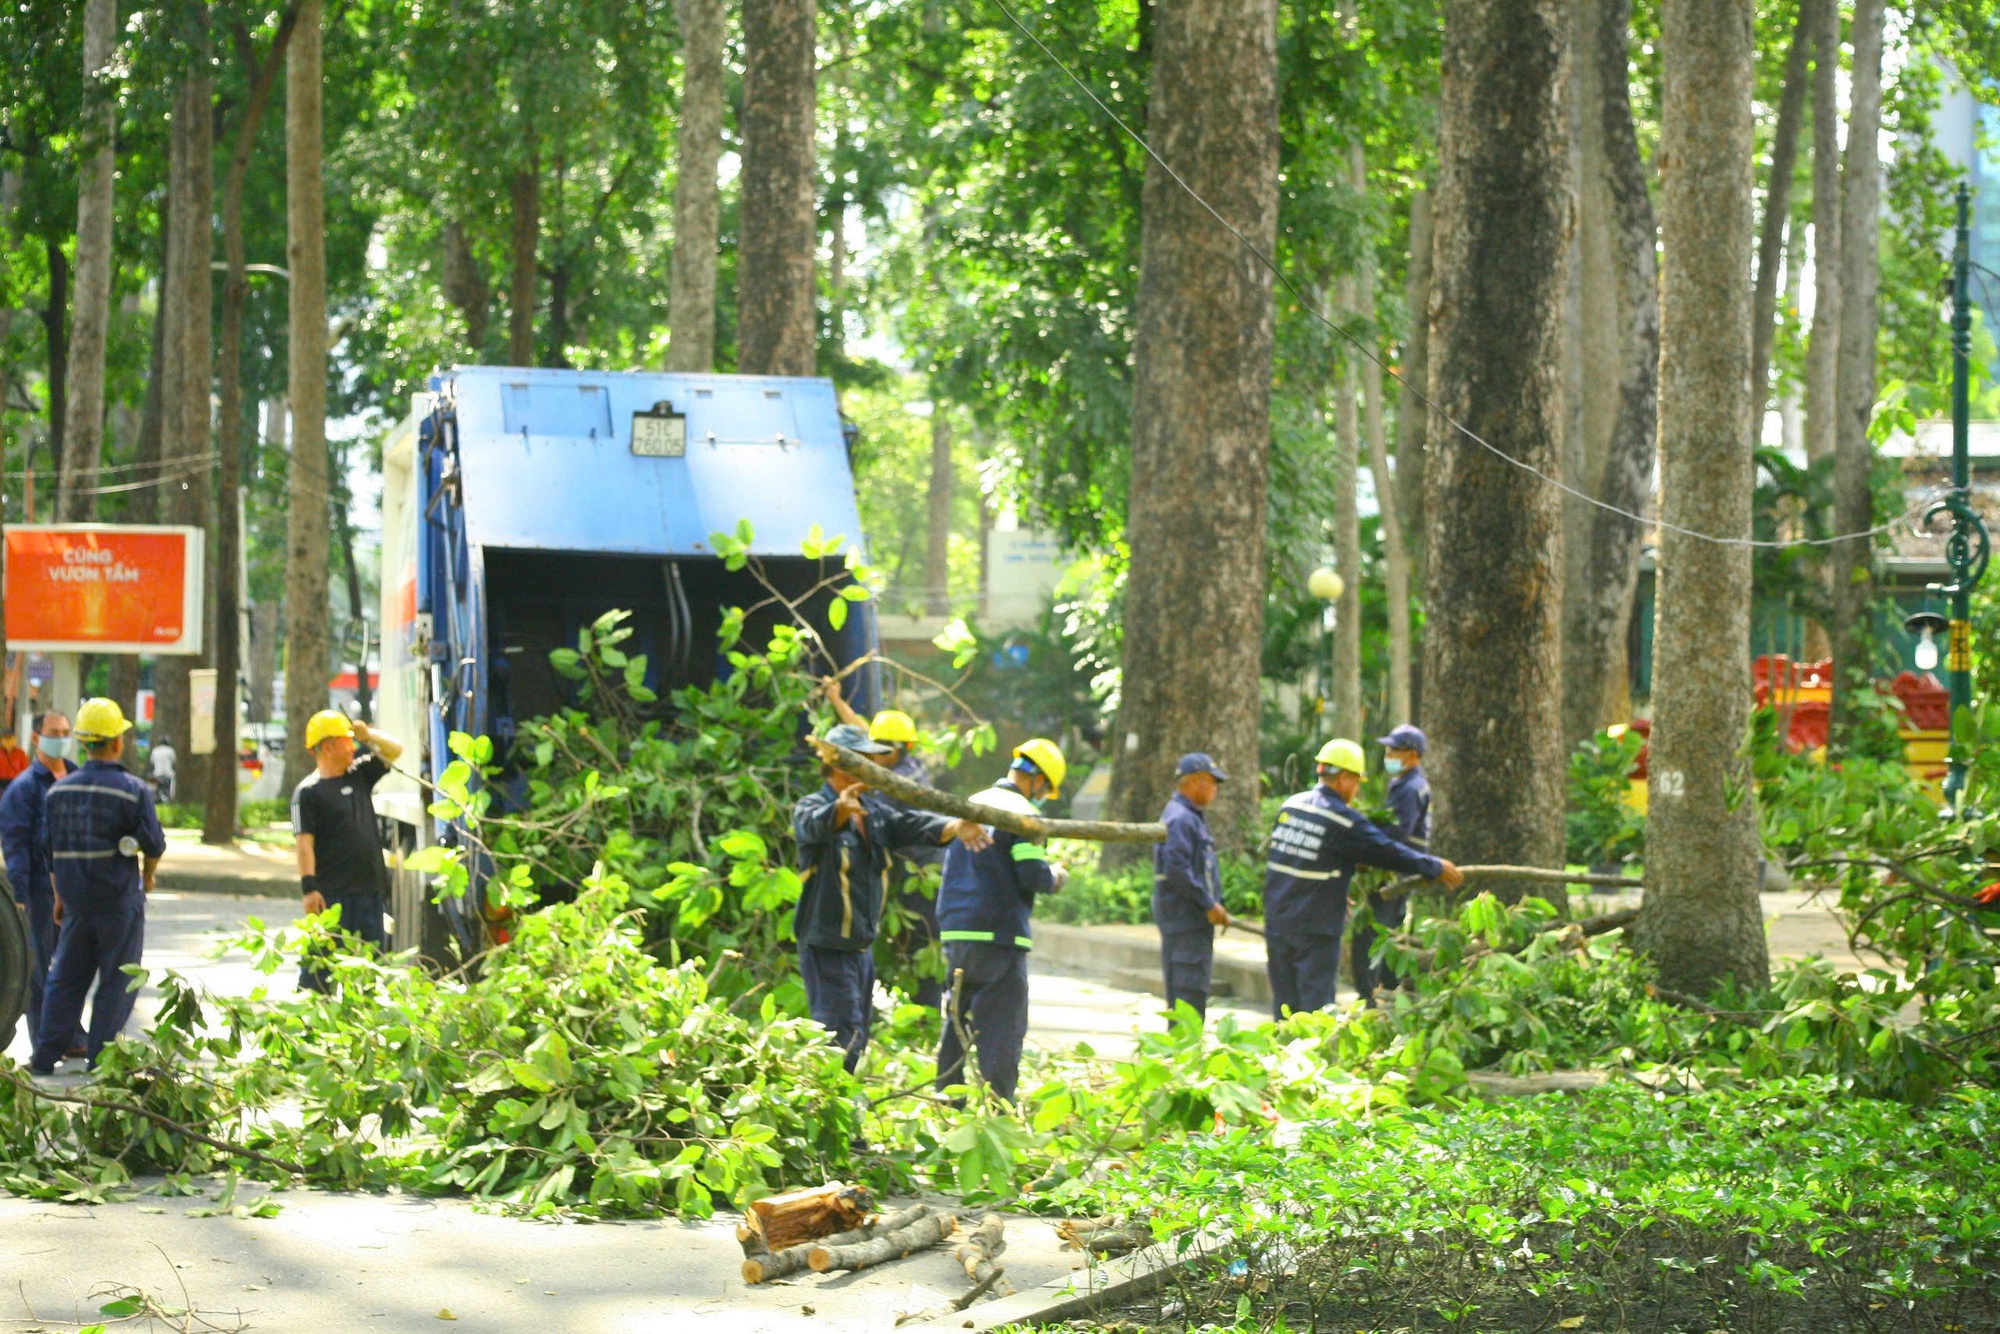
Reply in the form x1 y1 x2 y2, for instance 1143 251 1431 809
1905 183 1989 810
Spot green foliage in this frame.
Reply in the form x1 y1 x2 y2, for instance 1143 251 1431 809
1564 726 1645 868
1037 847 1265 927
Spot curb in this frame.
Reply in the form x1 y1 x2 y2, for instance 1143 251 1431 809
907 1226 1231 1331
156 871 295 900
1035 922 1273 1006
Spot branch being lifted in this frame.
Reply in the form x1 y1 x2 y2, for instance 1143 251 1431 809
811 739 1167 844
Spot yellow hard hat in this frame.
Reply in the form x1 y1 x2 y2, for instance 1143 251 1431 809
1314 738 1366 776
869 710 919 745
73 697 133 742
1011 737 1067 797
305 709 355 750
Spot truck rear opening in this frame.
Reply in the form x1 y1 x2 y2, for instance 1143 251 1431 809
376 367 882 961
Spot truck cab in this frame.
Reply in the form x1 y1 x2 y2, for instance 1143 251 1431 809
376 367 880 958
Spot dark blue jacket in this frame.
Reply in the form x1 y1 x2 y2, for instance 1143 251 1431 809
1262 783 1442 938
1152 792 1221 934
0 760 60 906
1386 767 1433 850
45 759 167 909
936 781 1057 951
882 752 946 868
793 783 948 951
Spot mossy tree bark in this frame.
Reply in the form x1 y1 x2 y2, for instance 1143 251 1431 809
738 0 818 376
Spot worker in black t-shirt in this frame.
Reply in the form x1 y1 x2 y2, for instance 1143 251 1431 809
292 709 404 991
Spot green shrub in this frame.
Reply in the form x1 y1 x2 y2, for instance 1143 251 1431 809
1564 725 1645 868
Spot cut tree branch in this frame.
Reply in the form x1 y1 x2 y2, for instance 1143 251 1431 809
812 739 1166 843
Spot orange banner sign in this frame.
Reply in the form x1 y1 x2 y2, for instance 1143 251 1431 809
3 525 205 654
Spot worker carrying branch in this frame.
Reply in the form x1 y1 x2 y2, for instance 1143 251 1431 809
1261 738 1463 1018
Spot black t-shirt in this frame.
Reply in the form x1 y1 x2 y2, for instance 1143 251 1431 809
291 752 391 899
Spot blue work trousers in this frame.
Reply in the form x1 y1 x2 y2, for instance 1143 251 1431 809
936 941 1030 1103
1160 926 1215 1019
32 896 145 1068
800 944 875 1072
299 890 388 993
1267 927 1344 1020
1350 891 1409 1004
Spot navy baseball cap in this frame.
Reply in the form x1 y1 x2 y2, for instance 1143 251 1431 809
1175 752 1230 781
825 723 894 756
1375 724 1427 754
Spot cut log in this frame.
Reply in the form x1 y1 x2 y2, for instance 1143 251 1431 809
736 1223 769 1258
746 1182 874 1252
739 1204 935 1285
954 1213 1006 1285
808 1209 957 1273
812 739 1165 844
1056 1215 1151 1257
1381 864 1645 899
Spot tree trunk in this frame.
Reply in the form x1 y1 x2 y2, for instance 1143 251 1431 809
157 45 216 776
248 600 279 722
1804 0 1841 468
507 164 539 366
40 236 69 498
1749 0 1810 439
1828 0 1884 741
55 0 117 525
1561 0 1658 744
283 0 331 790
668 0 725 372
738 0 818 376
1105 0 1278 856
331 440 372 720
1396 187 1433 598
130 210 169 526
440 220 490 354
1355 148 1412 728
208 6 297 843
925 403 952 616
1636 0 1769 996
1332 279 1363 737
1421 0 1571 899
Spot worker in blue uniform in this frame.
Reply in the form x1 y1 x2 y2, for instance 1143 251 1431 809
0 710 79 1053
1351 724 1433 1003
29 699 167 1073
822 677 950 1009
793 724 990 1072
1152 752 1232 1019
934 738 1069 1103
1262 738 1461 1019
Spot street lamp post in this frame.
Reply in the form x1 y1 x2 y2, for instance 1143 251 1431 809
1923 183 1989 809
1307 566 1344 718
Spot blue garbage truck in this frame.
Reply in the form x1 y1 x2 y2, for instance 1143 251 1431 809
374 366 880 958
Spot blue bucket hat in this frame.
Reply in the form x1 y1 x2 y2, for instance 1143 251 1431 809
825 723 894 756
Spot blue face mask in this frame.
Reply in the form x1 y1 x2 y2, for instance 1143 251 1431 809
1383 756 1405 776
37 736 73 763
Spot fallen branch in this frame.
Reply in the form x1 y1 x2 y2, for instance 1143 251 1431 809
894 1264 1006 1326
954 1213 1006 1284
1383 864 1646 899
741 1204 935 1284
808 1209 957 1273
812 739 1166 844
1389 905 1641 971
1 1067 305 1177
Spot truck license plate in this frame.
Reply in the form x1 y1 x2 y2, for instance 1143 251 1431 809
631 413 686 457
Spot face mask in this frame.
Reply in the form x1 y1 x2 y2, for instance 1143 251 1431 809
1383 756 1404 775
38 736 72 762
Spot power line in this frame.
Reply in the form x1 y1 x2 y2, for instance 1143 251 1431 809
984 0 1938 552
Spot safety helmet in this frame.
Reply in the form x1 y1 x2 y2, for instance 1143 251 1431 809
1314 738 1366 776
305 709 356 750
1011 738 1067 798
73 697 134 742
869 710 919 745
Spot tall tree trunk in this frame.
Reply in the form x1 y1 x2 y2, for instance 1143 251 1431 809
1396 187 1433 599
207 7 297 843
1562 0 1658 744
1828 0 1885 741
440 220 490 354
1355 152 1412 728
283 0 331 790
1749 0 1811 438
1421 0 1571 900
507 164 539 366
56 0 117 524
925 404 952 616
131 211 169 525
668 0 725 372
247 600 279 722
738 0 818 376
158 46 216 776
330 440 372 720
40 236 68 498
1804 0 1841 468
1105 0 1278 855
1638 0 1768 996
1332 277 1363 737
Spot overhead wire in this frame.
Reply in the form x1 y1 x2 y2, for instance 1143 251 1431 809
983 0 1946 551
